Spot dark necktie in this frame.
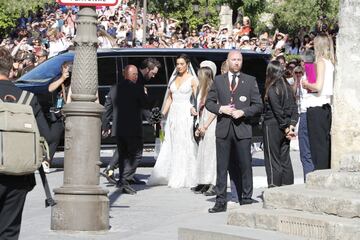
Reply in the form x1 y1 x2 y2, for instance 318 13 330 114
231 74 237 90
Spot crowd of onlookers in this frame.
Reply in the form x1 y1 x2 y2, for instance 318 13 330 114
0 1 338 80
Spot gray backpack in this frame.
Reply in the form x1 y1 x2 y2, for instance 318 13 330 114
0 91 47 175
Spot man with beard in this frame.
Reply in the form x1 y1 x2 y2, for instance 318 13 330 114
101 58 161 190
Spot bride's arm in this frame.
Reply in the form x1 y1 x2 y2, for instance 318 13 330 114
162 91 172 116
190 78 199 116
191 78 198 96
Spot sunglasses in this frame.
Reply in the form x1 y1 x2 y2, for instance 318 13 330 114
294 71 303 74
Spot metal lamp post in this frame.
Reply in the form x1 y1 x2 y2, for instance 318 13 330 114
51 6 109 231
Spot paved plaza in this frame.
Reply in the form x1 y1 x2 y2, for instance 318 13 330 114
20 150 304 240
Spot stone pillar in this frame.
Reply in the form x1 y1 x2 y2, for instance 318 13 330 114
219 4 233 33
331 0 360 169
51 7 109 231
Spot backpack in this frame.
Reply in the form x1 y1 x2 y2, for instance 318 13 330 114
0 91 47 175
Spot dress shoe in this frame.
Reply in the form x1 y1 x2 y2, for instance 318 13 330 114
116 182 137 195
122 184 137 195
190 184 204 192
240 198 257 205
195 184 209 194
126 177 146 185
208 202 227 213
100 169 117 185
203 185 216 196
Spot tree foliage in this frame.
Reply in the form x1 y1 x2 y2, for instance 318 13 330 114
146 0 339 36
148 0 222 30
0 0 52 37
269 0 339 35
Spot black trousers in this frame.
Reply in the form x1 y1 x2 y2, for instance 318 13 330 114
215 124 252 204
0 181 28 240
307 104 332 169
263 123 294 187
107 149 139 181
116 136 143 184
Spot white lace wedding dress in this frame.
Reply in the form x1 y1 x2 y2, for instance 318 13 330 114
147 76 198 188
196 106 217 185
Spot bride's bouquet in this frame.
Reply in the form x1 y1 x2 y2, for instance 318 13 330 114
148 107 163 125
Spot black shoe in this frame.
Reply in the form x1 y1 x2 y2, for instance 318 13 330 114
116 182 137 195
191 184 205 192
126 177 146 185
240 198 257 205
122 184 137 195
203 185 216 196
100 169 117 185
208 202 227 213
195 184 209 194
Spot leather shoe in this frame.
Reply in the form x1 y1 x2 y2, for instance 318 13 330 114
191 184 205 192
126 177 146 185
116 182 137 195
208 202 227 213
203 185 216 196
195 184 209 194
122 184 137 195
240 198 257 205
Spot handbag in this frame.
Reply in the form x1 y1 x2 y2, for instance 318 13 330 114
193 117 200 144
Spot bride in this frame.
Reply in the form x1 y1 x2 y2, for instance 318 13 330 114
147 54 199 188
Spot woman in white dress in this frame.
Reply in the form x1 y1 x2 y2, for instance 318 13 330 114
191 61 218 195
147 54 199 188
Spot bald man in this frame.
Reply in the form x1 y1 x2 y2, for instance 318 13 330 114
206 50 263 212
114 65 148 194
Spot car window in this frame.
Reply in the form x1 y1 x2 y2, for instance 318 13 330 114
124 56 168 85
98 57 117 86
242 57 268 97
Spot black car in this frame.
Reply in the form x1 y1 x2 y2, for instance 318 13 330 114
16 48 270 148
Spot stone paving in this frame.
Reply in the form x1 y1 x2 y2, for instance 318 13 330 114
19 150 303 240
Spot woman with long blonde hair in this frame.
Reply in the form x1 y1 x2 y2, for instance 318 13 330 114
302 32 335 170
192 61 218 195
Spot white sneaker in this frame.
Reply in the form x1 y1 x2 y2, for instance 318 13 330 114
42 161 50 173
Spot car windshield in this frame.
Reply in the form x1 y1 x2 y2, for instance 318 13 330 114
16 52 74 84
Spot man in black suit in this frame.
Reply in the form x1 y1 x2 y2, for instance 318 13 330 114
206 50 263 213
101 58 161 185
114 65 148 194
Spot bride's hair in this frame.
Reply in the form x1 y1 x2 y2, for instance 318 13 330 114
176 54 190 64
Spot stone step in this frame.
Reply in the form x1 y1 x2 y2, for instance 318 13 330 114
306 170 360 191
263 184 360 218
227 203 360 240
178 223 306 240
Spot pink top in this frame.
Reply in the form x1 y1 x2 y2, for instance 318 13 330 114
304 63 316 83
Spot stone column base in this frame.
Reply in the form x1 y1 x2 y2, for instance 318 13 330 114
51 188 109 231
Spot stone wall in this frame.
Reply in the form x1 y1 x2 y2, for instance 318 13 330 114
331 0 360 169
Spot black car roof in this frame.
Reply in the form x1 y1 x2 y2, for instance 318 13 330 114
96 48 270 60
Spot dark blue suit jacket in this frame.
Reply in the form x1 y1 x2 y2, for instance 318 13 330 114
205 72 263 139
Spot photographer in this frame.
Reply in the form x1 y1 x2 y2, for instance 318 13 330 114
0 46 62 239
46 61 72 170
